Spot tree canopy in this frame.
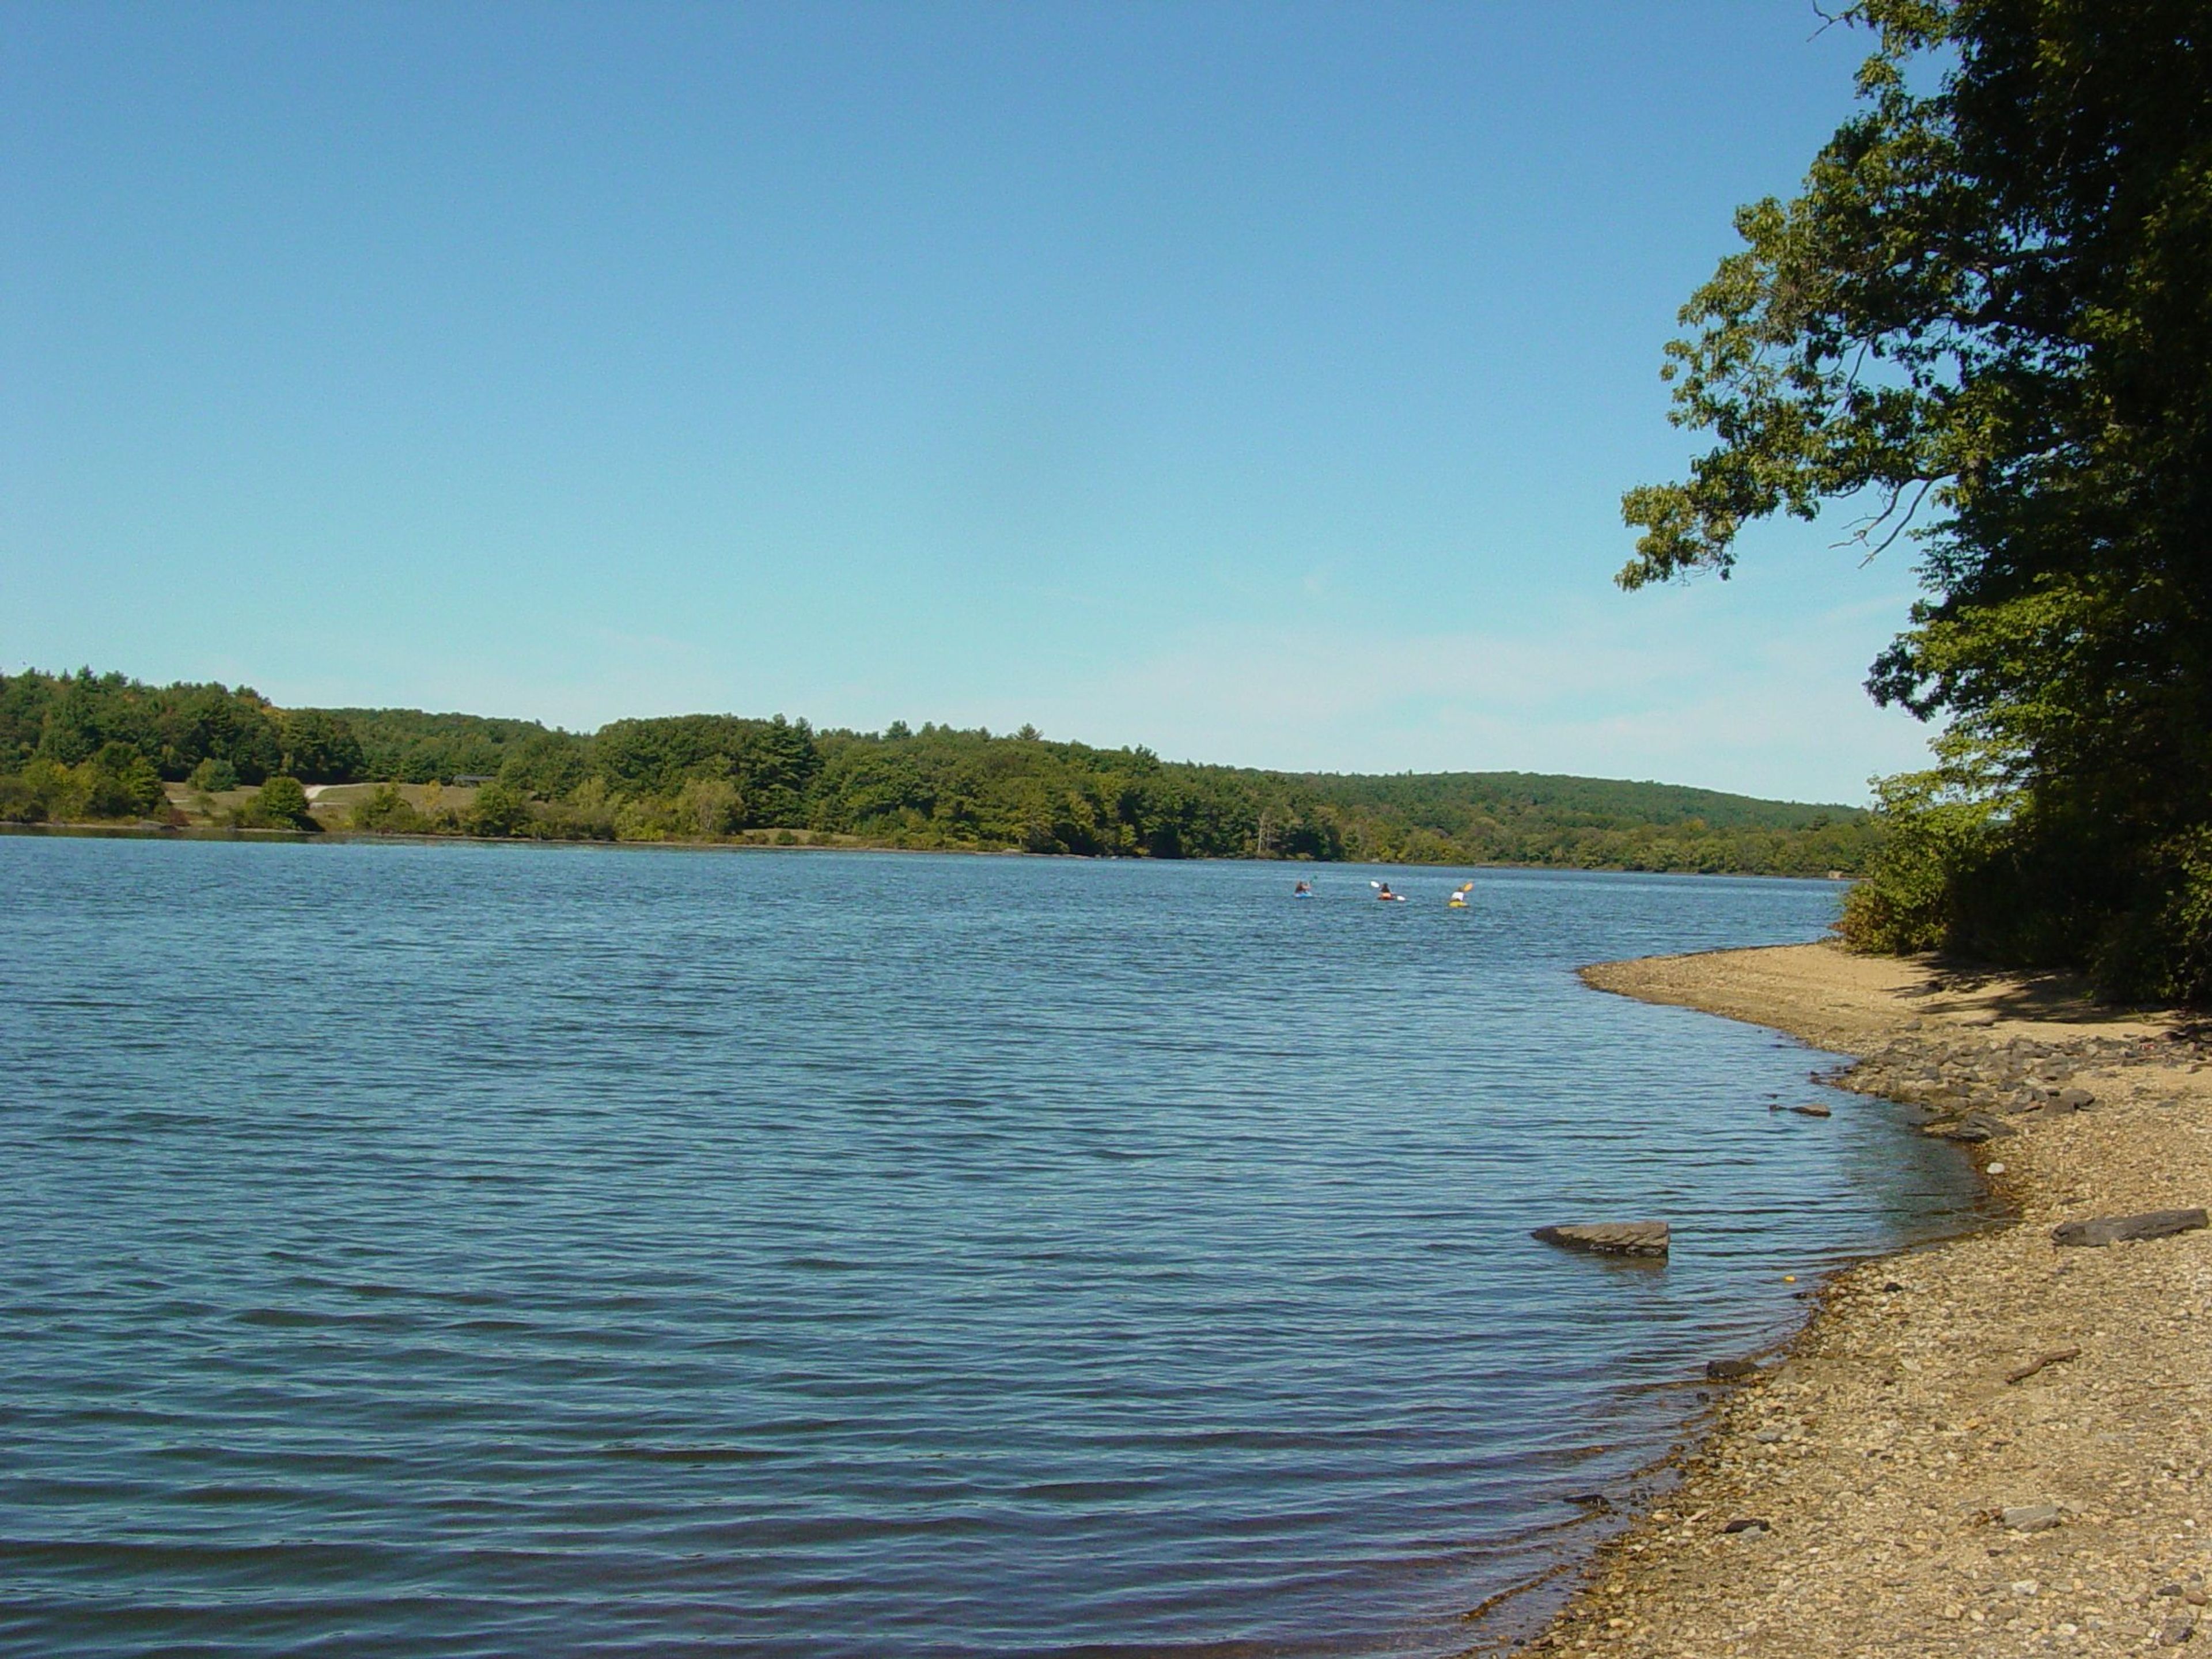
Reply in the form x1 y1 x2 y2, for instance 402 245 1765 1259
1622 0 2212 997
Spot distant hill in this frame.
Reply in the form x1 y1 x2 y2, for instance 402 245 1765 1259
1283 768 1868 873
0 666 1877 875
1300 769 1854 831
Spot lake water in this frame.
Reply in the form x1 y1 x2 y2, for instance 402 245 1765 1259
0 838 1978 1657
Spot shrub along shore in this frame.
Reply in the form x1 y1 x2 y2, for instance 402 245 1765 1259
0 668 1878 876
1493 942 2212 1656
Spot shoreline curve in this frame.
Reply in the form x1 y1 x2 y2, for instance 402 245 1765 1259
1490 940 2211 1657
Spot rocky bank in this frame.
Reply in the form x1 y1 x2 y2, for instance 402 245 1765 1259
1488 941 2212 1658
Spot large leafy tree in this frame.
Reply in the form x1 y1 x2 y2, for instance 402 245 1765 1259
279 709 366 784
1622 0 2212 995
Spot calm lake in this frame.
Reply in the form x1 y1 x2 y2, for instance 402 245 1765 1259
0 838 1978 1657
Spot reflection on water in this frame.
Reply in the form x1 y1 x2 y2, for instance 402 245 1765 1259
0 840 1977 1657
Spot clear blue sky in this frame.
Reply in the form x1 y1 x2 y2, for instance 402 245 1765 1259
3 1 1937 804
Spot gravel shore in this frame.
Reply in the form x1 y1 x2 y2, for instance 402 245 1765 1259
1499 941 2211 1657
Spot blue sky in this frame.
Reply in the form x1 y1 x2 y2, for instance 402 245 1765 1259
2 2 1938 804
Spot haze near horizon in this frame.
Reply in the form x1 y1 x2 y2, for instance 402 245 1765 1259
3 2 1933 804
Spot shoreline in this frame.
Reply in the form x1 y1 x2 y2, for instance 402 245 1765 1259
0 819 1861 880
1494 941 2211 1656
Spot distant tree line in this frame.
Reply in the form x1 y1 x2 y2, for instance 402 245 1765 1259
0 667 1881 875
0 670 341 828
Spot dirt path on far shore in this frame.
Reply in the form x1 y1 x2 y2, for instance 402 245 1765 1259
1492 941 2211 1658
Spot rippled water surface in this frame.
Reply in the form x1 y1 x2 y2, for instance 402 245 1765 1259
0 838 1978 1656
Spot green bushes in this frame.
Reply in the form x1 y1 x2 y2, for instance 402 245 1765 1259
1836 774 1999 955
2129 835 2212 1005
83 743 165 819
233 775 319 831
348 784 430 835
531 777 616 841
462 782 531 839
672 777 743 838
0 773 47 823
0 747 165 823
1839 784 2212 1006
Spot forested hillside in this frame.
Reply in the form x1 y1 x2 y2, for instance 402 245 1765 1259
1295 770 1869 872
0 667 1877 874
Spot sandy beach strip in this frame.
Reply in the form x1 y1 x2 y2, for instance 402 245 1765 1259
1495 940 2211 1657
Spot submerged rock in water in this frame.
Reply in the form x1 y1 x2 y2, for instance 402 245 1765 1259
1532 1221 1670 1258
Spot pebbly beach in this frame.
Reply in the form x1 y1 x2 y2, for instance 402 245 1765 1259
1505 941 2212 1657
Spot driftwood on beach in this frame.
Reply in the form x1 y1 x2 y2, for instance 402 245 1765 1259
2050 1207 2209 1248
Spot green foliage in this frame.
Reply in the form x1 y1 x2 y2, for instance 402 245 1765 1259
1836 769 2000 952
1623 1 2212 998
165 685 283 783
0 668 283 782
462 781 532 838
236 775 319 831
84 741 166 819
672 777 743 837
327 706 566 784
347 783 430 835
189 756 239 793
0 743 164 821
1295 771 1870 872
497 729 590 799
13 757 86 822
0 664 1881 873
594 713 819 824
278 710 365 783
2131 832 2212 1004
531 775 618 841
0 772 47 823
